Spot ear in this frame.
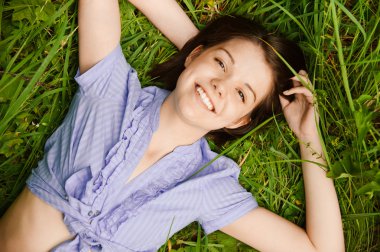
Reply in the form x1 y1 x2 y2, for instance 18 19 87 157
225 116 251 129
184 45 204 67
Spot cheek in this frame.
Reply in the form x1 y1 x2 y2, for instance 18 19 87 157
172 89 198 120
175 70 187 89
175 66 199 91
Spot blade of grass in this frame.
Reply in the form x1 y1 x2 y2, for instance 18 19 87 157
330 0 354 112
334 0 366 40
0 14 68 135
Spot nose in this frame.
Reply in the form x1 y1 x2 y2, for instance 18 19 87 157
211 80 224 98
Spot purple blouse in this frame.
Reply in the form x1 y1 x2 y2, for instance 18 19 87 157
26 44 258 251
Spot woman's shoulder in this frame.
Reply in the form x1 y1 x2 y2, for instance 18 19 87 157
190 138 242 181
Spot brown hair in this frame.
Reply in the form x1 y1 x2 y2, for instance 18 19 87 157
149 15 306 144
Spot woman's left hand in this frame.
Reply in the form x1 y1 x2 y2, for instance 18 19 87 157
280 70 319 141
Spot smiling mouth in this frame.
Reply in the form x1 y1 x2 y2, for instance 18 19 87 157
196 84 215 112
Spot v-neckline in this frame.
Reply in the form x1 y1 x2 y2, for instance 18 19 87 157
124 150 171 186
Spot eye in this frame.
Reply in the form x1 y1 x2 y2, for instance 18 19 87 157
215 58 225 72
237 89 245 102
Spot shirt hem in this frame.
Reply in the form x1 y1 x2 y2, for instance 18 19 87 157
202 199 259 235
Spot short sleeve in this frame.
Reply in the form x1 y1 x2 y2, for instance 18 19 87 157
197 176 258 235
74 44 140 103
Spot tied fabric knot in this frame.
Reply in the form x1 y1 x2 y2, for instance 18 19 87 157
51 233 102 252
51 222 103 252
80 230 101 247
58 213 136 251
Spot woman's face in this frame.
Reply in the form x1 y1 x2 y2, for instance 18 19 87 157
171 38 273 132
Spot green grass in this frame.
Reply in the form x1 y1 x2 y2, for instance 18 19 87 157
1 0 379 251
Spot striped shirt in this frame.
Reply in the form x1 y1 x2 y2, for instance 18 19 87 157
26 44 258 251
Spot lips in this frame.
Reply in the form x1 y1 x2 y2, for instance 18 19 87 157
196 84 215 112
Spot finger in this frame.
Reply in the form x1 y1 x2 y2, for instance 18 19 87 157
284 86 313 96
299 69 308 77
290 76 302 87
290 70 312 89
290 74 311 88
279 94 290 108
283 86 314 103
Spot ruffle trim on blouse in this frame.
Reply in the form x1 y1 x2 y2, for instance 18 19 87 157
79 88 160 204
60 141 200 250
97 155 194 239
60 88 170 250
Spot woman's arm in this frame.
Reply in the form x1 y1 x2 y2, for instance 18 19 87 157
78 0 121 74
128 0 199 49
219 71 344 251
297 130 344 251
78 0 197 74
280 72 344 250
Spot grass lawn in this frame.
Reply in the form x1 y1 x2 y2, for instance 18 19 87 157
0 0 379 251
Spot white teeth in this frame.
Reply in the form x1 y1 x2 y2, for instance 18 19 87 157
196 86 214 111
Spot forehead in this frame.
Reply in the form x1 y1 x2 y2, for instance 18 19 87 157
208 38 274 100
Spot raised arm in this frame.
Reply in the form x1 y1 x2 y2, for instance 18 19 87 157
128 0 199 50
78 0 121 74
219 71 344 251
78 0 198 74
279 72 344 250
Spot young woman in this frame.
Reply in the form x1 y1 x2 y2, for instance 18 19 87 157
0 0 344 251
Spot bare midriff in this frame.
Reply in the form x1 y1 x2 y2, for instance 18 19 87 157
0 187 74 252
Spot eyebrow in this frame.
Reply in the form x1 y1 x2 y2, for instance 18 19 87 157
245 83 257 102
219 48 235 64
